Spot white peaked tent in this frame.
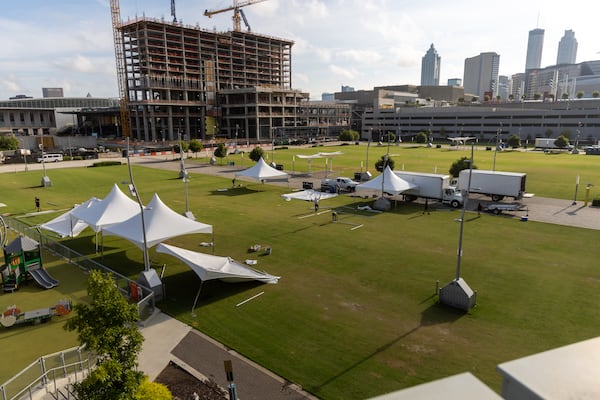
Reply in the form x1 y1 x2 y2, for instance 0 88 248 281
156 243 279 313
70 184 140 232
355 166 417 196
103 193 213 249
39 197 101 238
156 243 279 284
235 157 288 182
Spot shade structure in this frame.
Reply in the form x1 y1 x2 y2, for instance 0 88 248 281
235 157 288 182
156 243 279 284
70 184 140 232
39 198 101 238
355 166 417 196
103 194 212 249
281 189 337 202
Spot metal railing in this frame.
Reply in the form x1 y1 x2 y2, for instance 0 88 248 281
4 216 155 320
0 346 96 400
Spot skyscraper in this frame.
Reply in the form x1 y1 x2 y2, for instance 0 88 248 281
525 28 544 70
556 29 578 65
421 44 441 86
463 52 500 99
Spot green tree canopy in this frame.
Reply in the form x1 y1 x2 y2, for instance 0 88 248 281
213 143 227 164
0 135 19 150
188 140 202 157
248 146 264 162
339 129 359 142
576 91 584 99
415 132 428 143
507 134 521 148
65 270 144 400
554 135 569 149
449 156 477 178
374 155 395 172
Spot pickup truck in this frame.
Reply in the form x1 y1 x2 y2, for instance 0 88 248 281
320 177 358 193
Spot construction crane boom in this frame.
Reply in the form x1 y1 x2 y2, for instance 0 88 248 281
110 0 131 137
204 0 267 32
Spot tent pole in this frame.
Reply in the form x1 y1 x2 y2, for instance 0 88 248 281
191 281 203 316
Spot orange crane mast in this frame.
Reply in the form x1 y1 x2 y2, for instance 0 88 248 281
110 0 131 137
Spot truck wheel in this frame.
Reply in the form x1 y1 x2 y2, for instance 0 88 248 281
404 195 417 202
491 195 504 202
493 208 501 215
450 200 460 208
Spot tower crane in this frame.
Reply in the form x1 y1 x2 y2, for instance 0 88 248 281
110 0 131 137
204 0 267 32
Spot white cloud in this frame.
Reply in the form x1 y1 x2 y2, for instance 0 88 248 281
329 65 358 80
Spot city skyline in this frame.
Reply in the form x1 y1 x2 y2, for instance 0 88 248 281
1 0 599 100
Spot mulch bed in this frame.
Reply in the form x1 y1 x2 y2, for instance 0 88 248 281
155 361 227 400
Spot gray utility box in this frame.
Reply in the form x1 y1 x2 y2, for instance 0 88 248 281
439 278 476 311
136 269 164 302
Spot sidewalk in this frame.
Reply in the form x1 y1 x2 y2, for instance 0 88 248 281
138 310 317 400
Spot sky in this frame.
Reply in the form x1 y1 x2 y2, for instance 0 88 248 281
1 0 599 101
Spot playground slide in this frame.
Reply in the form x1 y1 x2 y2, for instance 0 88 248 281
29 269 59 289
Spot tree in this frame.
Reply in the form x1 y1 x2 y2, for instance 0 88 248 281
248 146 264 162
374 155 395 172
554 135 569 149
449 156 477 178
508 94 514 102
560 130 572 140
339 129 359 142
593 91 600 98
188 140 202 157
0 135 19 150
173 142 189 155
533 93 542 100
562 92 569 100
213 143 227 164
135 377 172 400
507 134 521 149
576 91 584 99
471 97 478 103
65 270 144 400
415 131 428 143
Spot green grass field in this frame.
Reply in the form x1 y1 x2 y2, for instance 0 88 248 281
1 145 600 399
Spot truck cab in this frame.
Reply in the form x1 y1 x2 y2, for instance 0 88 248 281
442 187 463 208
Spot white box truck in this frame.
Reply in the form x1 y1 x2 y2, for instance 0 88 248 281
457 169 527 201
394 171 464 208
534 138 573 150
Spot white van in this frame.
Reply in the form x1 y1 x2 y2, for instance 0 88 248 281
37 153 64 163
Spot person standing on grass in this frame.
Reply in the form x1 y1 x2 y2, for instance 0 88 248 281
423 199 430 215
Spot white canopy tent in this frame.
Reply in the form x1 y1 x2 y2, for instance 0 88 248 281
295 151 343 175
156 243 279 313
355 166 417 196
103 193 213 250
39 197 101 238
70 184 140 232
235 157 288 182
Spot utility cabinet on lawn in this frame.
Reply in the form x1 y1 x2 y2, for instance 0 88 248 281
395 171 464 208
458 169 527 201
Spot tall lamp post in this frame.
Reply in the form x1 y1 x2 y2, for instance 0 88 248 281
438 137 477 311
40 131 51 187
126 138 149 272
493 123 502 171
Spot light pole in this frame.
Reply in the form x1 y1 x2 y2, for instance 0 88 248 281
493 123 502 171
126 138 150 272
365 128 372 172
573 122 581 154
40 131 51 187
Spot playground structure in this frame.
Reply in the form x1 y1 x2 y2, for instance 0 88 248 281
1 236 59 292
1 299 72 328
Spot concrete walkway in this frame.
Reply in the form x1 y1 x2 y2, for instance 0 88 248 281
138 310 316 399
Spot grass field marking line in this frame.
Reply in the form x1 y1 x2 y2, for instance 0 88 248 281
236 291 265 307
350 224 364 230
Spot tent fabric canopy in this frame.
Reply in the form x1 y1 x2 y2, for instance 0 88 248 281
235 157 288 182
281 189 337 202
156 243 279 284
355 166 417 195
39 198 101 238
103 194 213 249
70 184 140 232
